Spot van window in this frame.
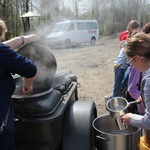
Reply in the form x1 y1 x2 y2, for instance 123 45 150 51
85 22 98 30
67 23 75 31
76 22 85 30
52 23 69 32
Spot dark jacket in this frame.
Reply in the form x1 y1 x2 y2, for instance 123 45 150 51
0 43 36 138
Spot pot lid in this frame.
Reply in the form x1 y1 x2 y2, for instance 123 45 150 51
17 43 57 82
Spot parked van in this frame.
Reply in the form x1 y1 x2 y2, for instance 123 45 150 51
46 20 99 48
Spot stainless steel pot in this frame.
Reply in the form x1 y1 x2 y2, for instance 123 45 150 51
106 97 141 118
92 115 141 150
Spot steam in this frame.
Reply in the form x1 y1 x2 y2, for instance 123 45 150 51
18 43 57 83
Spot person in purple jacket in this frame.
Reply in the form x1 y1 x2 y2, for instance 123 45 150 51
0 19 39 149
122 33 150 130
126 66 145 114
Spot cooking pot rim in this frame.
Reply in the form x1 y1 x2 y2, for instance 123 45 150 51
92 115 141 136
11 87 53 99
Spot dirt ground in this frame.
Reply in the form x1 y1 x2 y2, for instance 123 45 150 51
51 36 119 116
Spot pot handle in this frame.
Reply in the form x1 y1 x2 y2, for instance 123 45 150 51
96 134 110 141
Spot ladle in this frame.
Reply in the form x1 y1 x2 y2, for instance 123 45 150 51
106 97 141 118
106 97 141 130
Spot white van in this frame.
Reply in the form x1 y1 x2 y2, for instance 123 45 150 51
46 20 99 48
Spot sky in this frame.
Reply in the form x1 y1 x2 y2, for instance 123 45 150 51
63 0 92 14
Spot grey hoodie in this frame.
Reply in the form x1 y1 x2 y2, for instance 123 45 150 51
130 68 150 129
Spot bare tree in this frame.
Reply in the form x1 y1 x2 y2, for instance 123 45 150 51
0 0 150 37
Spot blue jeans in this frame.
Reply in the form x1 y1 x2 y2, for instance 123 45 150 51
113 67 127 97
121 66 130 90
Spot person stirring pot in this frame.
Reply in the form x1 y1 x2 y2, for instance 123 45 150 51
121 33 150 130
0 19 39 149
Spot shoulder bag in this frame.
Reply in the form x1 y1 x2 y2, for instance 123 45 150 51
0 105 10 136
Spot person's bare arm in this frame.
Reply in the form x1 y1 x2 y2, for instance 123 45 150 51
3 37 23 50
3 34 39 50
22 76 36 95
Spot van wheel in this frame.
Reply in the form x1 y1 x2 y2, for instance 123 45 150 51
64 39 71 48
90 37 96 45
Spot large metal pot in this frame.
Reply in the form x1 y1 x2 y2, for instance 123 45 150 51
12 76 62 118
92 115 141 150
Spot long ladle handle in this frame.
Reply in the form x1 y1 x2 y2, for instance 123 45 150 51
128 99 142 107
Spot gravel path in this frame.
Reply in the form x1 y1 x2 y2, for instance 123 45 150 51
51 37 119 116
